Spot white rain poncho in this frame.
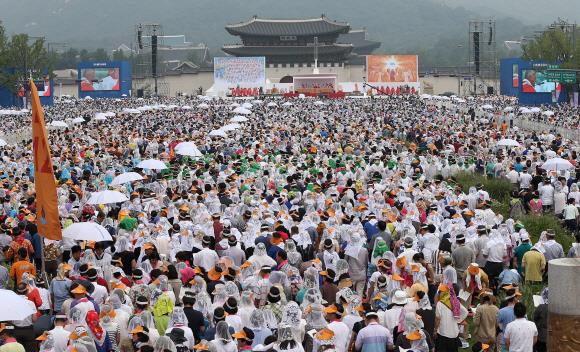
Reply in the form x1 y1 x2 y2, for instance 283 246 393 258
276 323 304 352
249 309 267 330
249 242 277 267
168 306 188 328
154 336 177 352
302 267 320 290
305 303 327 330
238 290 256 327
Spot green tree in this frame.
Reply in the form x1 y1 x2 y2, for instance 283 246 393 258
522 26 580 68
91 48 109 61
0 26 49 92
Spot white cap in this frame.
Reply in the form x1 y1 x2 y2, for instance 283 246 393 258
520 232 529 241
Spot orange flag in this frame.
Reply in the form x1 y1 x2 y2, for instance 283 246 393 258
30 80 62 240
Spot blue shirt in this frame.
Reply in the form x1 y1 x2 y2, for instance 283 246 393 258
497 306 516 345
30 232 42 259
363 221 379 241
498 269 521 286
49 279 72 312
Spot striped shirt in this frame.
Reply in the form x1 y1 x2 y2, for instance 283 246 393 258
355 322 393 352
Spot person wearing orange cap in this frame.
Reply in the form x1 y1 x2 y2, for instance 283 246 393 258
462 263 489 309
324 304 349 352
232 327 254 351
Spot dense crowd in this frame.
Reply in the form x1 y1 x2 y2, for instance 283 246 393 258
0 94 577 352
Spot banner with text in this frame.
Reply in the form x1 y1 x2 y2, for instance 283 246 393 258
214 57 266 92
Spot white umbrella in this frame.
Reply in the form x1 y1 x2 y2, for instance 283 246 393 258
0 290 36 321
252 99 263 104
530 107 541 113
233 107 252 115
63 222 113 241
496 138 520 147
479 118 489 123
137 159 168 170
314 101 325 106
175 142 203 157
503 107 514 112
87 190 129 205
122 108 141 114
181 105 192 110
222 123 241 131
267 102 278 107
542 110 555 116
110 172 144 186
94 113 107 121
50 120 68 128
420 94 432 99
0 139 7 147
241 102 253 109
282 102 293 107
209 129 227 138
230 115 248 122
230 102 240 108
175 141 199 151
83 96 93 100
481 104 494 109
542 157 573 171
197 103 210 109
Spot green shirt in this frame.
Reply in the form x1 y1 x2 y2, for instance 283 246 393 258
514 243 532 274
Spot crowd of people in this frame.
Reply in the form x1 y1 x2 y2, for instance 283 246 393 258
0 93 577 352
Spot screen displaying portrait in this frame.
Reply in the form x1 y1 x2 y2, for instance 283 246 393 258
521 70 556 93
80 68 120 91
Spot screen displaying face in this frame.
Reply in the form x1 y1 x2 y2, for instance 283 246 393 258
521 70 556 93
80 68 120 91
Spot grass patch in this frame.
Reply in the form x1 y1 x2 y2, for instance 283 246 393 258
455 172 573 253
456 172 569 348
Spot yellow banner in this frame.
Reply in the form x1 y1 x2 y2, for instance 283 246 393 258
30 80 62 240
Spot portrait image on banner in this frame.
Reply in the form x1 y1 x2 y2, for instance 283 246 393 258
213 57 266 90
367 55 418 83
80 67 120 91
